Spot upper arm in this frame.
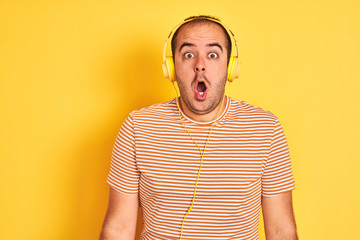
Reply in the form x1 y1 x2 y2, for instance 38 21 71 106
262 191 298 240
100 187 139 240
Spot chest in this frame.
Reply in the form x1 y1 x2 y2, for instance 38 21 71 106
134 123 273 196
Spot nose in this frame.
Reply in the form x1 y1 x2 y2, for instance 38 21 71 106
194 56 206 73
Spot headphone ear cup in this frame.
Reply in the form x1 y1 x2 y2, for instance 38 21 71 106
227 56 241 82
162 57 176 82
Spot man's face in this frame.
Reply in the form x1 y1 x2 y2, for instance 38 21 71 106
173 22 228 119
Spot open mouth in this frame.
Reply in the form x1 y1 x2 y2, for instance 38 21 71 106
196 81 207 95
195 80 207 100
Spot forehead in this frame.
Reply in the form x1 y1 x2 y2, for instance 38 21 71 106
174 22 227 49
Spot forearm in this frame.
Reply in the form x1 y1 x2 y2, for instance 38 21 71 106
264 215 298 240
99 222 136 240
99 188 139 240
262 191 298 240
265 227 298 240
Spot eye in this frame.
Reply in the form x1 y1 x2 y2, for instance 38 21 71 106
184 52 194 59
208 52 218 59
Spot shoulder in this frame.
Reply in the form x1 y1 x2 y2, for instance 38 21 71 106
130 98 178 121
229 98 278 122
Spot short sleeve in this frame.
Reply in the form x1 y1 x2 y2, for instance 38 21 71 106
106 113 139 194
262 119 295 197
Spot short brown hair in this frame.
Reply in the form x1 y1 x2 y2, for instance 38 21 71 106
171 15 232 62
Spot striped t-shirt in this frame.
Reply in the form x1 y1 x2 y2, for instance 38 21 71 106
107 97 295 240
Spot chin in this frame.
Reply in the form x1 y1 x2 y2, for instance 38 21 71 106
190 103 217 115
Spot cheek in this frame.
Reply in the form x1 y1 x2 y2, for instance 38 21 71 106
222 61 229 76
175 61 194 77
209 61 228 76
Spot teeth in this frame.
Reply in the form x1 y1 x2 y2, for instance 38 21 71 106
199 92 204 95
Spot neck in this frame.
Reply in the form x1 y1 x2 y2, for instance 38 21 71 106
178 96 227 122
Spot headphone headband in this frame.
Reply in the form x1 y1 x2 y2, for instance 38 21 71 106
162 16 241 82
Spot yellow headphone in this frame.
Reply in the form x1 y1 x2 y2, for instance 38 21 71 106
162 16 241 83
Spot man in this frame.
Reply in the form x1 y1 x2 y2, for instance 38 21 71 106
100 15 297 240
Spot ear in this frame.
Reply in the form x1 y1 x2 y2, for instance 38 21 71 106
227 56 241 82
162 56 176 82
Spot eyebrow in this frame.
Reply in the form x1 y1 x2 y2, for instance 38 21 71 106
208 43 223 52
178 42 223 52
179 43 194 52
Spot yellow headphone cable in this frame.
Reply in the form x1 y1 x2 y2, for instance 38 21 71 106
171 81 230 240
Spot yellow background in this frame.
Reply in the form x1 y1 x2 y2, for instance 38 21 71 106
1 0 359 239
